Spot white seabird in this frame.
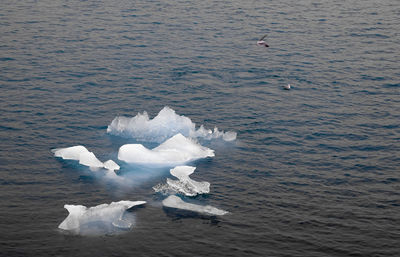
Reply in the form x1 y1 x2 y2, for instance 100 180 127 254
257 34 269 47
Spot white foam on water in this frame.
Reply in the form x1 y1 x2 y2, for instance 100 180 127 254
153 166 210 196
118 134 214 166
58 200 146 236
107 106 237 143
162 195 228 216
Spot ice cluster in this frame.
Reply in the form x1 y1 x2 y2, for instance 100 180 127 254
107 106 237 143
162 195 228 216
118 133 214 166
52 145 120 172
53 107 232 233
59 200 146 235
153 166 210 196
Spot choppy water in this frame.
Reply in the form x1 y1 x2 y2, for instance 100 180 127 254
1 0 399 256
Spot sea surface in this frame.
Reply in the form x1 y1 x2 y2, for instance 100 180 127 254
1 0 399 256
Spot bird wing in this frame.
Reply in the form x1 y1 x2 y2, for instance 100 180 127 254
259 34 267 41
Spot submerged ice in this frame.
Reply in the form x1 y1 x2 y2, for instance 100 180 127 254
52 145 120 172
107 106 237 143
58 200 146 235
153 166 210 196
162 195 228 216
118 133 215 166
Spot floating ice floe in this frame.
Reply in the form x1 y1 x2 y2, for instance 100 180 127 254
118 133 215 166
162 195 228 216
58 200 146 236
107 106 237 143
52 145 120 172
153 166 210 196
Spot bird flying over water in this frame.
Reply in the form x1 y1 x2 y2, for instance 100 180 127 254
257 34 269 47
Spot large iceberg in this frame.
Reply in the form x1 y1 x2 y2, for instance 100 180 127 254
58 200 146 236
162 195 228 216
118 133 215 166
52 145 120 172
153 166 210 196
107 106 237 143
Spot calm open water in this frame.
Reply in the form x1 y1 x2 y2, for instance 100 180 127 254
1 0 399 256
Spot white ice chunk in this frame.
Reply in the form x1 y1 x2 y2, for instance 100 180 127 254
103 160 120 171
58 200 146 235
118 133 214 166
79 151 104 168
162 195 228 216
52 145 102 169
170 165 195 179
222 131 237 141
153 166 210 196
52 145 89 160
52 146 120 172
107 106 236 142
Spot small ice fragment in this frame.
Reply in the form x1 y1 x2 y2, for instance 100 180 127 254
191 126 237 141
52 145 103 169
104 160 120 171
58 200 146 235
162 195 228 216
107 106 236 142
170 165 196 180
52 145 89 160
118 133 214 166
222 131 237 142
112 219 132 229
52 146 120 173
154 166 210 196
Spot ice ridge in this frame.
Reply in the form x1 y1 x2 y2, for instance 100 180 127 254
107 106 237 143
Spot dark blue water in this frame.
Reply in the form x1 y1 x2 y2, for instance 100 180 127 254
1 0 399 256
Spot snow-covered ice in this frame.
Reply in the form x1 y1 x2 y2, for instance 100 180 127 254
118 133 214 166
162 195 228 216
58 200 146 235
52 146 120 171
107 106 237 143
153 166 210 196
